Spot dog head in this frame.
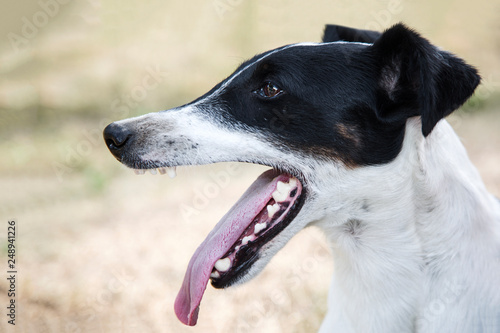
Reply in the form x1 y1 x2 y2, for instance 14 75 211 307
103 23 480 325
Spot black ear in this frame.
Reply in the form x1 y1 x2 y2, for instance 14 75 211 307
371 23 480 137
323 24 381 43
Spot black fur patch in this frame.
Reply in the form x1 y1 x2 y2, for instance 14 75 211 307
191 23 480 167
372 24 481 137
323 24 381 43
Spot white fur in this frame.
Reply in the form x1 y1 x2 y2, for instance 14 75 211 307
316 118 500 332
115 98 500 332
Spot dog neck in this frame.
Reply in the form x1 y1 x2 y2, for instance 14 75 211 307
413 118 499 273
316 118 500 332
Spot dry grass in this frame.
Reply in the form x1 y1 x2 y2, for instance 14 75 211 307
1 0 500 332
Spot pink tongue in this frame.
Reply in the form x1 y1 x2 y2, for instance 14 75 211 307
174 169 288 326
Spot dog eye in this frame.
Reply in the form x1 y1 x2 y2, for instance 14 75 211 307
254 82 284 98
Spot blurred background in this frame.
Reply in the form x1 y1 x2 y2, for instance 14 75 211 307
0 0 499 332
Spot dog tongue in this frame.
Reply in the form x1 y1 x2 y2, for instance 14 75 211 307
174 169 286 326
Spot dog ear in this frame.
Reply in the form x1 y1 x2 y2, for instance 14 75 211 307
323 24 381 43
371 23 480 137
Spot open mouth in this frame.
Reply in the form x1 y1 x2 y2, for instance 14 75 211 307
130 165 306 326
209 173 303 289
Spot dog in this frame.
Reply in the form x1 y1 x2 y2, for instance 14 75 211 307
103 23 500 332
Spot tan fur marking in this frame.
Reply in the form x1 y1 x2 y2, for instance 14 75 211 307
336 123 361 147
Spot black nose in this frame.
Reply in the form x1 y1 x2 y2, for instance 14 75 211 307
103 122 133 160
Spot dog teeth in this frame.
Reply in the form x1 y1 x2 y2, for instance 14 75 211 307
272 190 287 203
210 271 220 279
272 178 298 203
241 236 253 245
272 182 289 202
133 167 176 177
267 203 280 218
254 222 267 234
276 180 288 193
214 257 231 272
166 167 177 178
